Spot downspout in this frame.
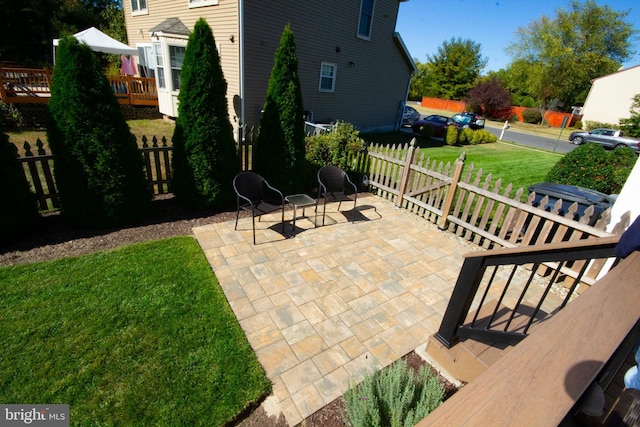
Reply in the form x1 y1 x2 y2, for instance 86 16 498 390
239 0 245 141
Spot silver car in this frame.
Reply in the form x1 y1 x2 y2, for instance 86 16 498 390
401 105 420 127
568 128 640 152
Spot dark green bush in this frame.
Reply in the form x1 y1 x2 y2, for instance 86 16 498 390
342 358 444 427
304 122 365 188
419 123 434 139
47 36 150 227
255 24 305 195
545 143 633 194
522 108 542 124
0 123 39 243
171 18 239 210
573 120 583 129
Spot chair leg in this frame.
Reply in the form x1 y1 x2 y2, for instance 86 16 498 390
235 199 240 230
352 193 357 223
251 207 256 245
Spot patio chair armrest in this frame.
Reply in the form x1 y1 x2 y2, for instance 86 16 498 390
344 174 358 194
264 181 284 205
236 192 255 208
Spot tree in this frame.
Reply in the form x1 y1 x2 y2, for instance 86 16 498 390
507 0 636 110
422 37 487 100
465 77 512 119
0 0 125 66
408 61 430 100
0 122 39 243
171 18 239 210
620 94 640 138
47 36 150 227
254 24 305 195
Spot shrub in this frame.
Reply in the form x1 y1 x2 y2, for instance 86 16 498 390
47 36 150 227
255 24 306 195
545 142 633 195
304 122 365 188
472 129 497 144
0 122 39 243
585 121 618 131
573 120 583 129
522 108 542 124
171 18 239 210
419 123 434 140
445 126 458 146
458 127 474 145
342 358 444 427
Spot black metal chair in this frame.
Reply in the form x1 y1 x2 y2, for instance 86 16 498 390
233 172 284 244
316 165 358 225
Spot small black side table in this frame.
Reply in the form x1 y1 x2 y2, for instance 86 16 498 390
285 194 316 237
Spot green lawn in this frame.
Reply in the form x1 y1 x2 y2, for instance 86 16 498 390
363 132 563 197
0 237 271 426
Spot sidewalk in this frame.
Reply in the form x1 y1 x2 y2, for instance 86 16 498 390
192 195 474 425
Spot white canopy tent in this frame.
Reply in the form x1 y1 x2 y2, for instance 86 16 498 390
53 27 138 61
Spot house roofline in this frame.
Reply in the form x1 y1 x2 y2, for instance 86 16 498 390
393 32 417 75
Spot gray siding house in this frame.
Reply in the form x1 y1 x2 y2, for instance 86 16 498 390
123 0 416 133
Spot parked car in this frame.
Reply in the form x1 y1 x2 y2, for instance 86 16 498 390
411 114 453 137
528 182 616 225
568 128 640 152
402 105 421 126
450 112 485 130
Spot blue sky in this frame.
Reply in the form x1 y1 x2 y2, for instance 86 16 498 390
395 0 640 73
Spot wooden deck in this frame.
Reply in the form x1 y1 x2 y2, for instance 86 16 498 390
0 67 158 107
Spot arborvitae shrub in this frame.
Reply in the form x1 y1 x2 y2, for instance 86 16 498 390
47 36 150 227
545 142 633 194
458 127 474 145
522 108 542 124
445 126 458 146
254 24 305 195
171 18 239 210
342 358 444 427
0 123 39 243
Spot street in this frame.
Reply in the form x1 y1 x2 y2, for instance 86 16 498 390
486 124 577 154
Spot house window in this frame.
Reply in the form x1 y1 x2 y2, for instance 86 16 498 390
153 43 166 89
319 62 336 92
188 0 219 8
169 45 185 91
357 0 375 39
137 45 155 78
131 0 147 15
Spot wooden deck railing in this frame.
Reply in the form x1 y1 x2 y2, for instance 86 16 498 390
434 236 620 349
419 249 640 426
0 67 157 106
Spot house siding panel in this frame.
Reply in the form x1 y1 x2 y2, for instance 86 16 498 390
581 65 640 127
243 0 411 131
124 0 413 133
124 0 240 127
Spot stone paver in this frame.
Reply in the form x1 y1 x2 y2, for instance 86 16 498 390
192 196 480 426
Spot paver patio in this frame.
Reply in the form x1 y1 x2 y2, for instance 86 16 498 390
192 195 482 425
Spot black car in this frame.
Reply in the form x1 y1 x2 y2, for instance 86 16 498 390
411 114 453 137
450 112 485 130
528 182 616 225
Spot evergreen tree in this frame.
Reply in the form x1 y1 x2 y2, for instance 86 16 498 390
47 36 150 227
254 24 305 194
171 18 239 210
0 122 39 243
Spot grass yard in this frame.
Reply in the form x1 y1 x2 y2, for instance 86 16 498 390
0 236 271 426
363 132 563 197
